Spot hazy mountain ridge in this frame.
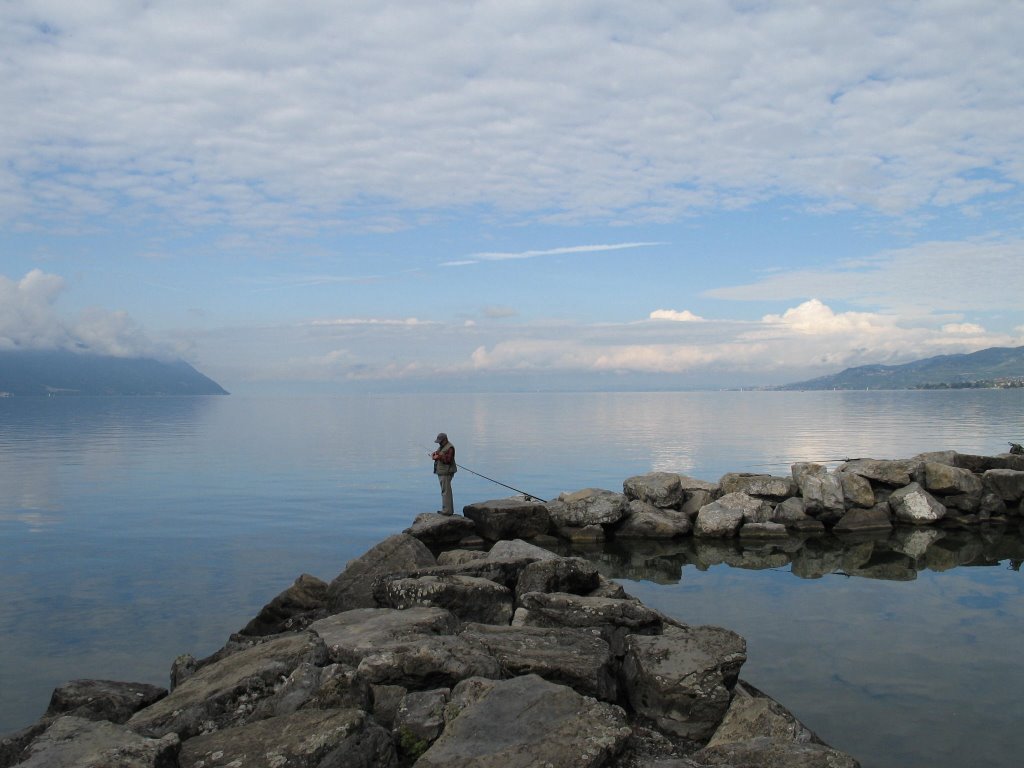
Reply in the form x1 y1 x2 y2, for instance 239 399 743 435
0 349 228 396
777 345 1024 391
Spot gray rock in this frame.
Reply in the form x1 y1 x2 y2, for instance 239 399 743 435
443 676 501 724
695 493 771 537
370 684 407 729
889 483 947 525
680 488 716 519
515 557 601 602
404 512 478 548
623 472 685 508
178 708 396 768
463 498 551 541
705 680 822 746
437 549 487 566
833 506 893 533
302 663 370 711
239 573 328 636
792 464 845 517
127 632 327 739
839 472 875 509
771 497 817 529
621 625 746 740
890 528 944 560
983 468 1024 502
15 716 179 768
555 523 607 542
486 538 558 561
169 654 197 691
355 635 502 689
0 722 48 768
248 661 323 719
839 458 920 487
739 522 788 538
548 488 629 527
461 623 618 701
374 574 514 625
326 533 436 613
679 475 720 496
310 607 458 665
617 501 693 538
922 462 983 496
693 736 860 767
513 591 664 656
43 679 167 725
394 689 449 758
719 473 796 500
395 556 540 591
414 674 631 768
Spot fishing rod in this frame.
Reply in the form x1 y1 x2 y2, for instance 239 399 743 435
424 446 547 502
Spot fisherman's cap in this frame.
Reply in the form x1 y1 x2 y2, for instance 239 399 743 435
435 432 447 443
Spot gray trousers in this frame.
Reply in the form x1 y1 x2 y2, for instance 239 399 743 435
437 473 454 515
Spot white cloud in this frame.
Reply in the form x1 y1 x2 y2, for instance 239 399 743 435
443 242 664 267
308 317 433 327
650 309 705 323
2 2 1020 231
942 323 986 335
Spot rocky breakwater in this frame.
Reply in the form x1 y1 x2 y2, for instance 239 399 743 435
6 449 1018 768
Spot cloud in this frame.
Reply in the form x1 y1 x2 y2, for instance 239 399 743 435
308 317 433 327
0 269 163 357
650 309 705 322
483 305 518 319
442 242 664 267
3 2 1020 233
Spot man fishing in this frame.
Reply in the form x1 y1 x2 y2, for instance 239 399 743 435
431 432 457 515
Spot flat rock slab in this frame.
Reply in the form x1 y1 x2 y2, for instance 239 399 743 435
462 498 551 541
239 573 328 637
548 489 629 528
839 458 919 488
310 607 458 665
514 591 664 655
691 736 860 767
514 556 601 600
178 708 396 768
461 623 618 701
44 679 167 725
374 574 514 625
719 473 796 500
617 501 692 538
622 625 747 741
128 632 327 739
415 674 631 768
355 635 502 690
404 513 478 547
14 716 179 768
623 472 685 508
326 533 436 613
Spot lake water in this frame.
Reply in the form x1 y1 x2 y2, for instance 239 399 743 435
1 390 1022 767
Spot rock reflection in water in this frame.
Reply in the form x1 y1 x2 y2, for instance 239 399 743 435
554 523 1024 584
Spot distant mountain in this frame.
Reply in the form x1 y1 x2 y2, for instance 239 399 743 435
777 345 1024 391
0 349 229 396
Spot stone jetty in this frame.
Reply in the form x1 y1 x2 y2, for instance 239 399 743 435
3 449 1023 767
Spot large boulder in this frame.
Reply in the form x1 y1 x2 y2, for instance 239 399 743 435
404 512 478 548
414 674 631 768
462 498 551 541
354 635 502 690
839 458 920 487
514 591 664 655
719 473 796 500
239 573 328 636
547 489 629 528
394 689 449 760
461 623 618 701
623 472 685 508
695 493 770 537
14 716 179 768
888 483 947 525
839 472 875 509
791 463 845 517
621 625 746 740
922 462 983 497
373 574 514 625
326 534 436 613
833 506 893 533
982 469 1024 503
310 607 458 665
178 708 396 768
514 557 601 602
485 538 558 561
43 680 167 725
127 632 327 739
617 500 693 538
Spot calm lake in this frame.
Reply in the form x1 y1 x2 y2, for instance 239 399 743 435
1 390 1022 767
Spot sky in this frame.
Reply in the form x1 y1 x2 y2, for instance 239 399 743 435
2 0 1023 393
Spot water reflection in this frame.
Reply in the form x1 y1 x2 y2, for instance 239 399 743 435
556 524 1024 585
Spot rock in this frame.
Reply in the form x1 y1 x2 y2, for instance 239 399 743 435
169 654 198 691
839 458 920 487
239 573 328 636
621 625 747 740
555 523 607 542
462 498 551 541
301 663 370 711
679 475 720 496
326 533 436 613
310 607 458 665
695 493 771 537
791 464 845 517
515 557 601 602
486 538 558 561
394 689 449 759
177 708 396 768
14 716 179 768
922 462 983 497
513 591 664 655
414 674 631 768
370 684 407 729
548 488 629 527
374 574 514 625
719 473 796 500
43 679 167 725
839 472 875 509
617 500 693 538
355 635 503 690
396 556 540 591
624 472 685 508
833 506 893 533
0 722 48 768
693 735 860 767
680 488 716 519
771 497 817 528
982 469 1024 502
461 623 619 701
437 549 487 566
127 632 327 739
889 483 947 525
404 512 478 548
890 528 944 559
739 522 788 538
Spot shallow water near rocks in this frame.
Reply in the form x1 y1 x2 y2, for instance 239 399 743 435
1 390 1022 767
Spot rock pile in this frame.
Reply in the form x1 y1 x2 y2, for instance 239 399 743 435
7 449 1017 767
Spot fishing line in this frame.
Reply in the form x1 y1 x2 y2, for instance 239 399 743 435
424 445 547 502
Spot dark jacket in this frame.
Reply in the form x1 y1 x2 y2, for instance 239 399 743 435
433 441 457 476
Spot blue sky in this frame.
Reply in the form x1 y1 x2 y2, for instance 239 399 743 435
2 1 1023 392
